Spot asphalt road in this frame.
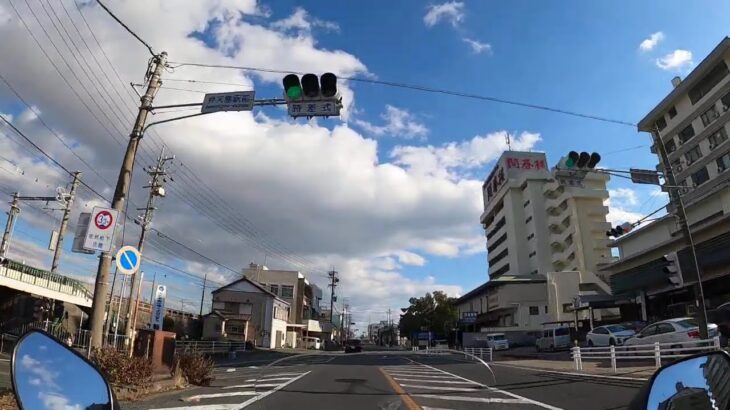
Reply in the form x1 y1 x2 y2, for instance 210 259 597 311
124 351 646 410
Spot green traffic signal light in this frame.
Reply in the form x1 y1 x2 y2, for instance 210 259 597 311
566 151 579 168
287 86 302 99
283 74 303 99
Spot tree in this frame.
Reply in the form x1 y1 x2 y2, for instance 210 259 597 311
399 291 458 341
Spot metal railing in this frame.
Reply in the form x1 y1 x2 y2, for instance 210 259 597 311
174 340 248 355
6 320 128 353
0 259 93 301
0 333 18 354
571 337 721 373
463 347 493 362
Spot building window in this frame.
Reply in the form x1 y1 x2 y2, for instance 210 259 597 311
722 91 730 109
655 117 667 131
281 285 294 298
544 306 548 314
708 127 728 148
668 106 677 119
486 217 506 240
529 306 539 315
491 263 510 277
689 62 729 104
523 199 530 207
665 139 676 153
527 233 535 240
717 152 730 173
487 233 507 253
530 269 538 275
488 248 509 266
678 124 695 143
525 216 533 224
691 167 710 186
269 284 279 295
528 251 536 258
700 106 720 127
685 145 702 164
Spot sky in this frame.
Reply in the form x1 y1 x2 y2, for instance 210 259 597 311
0 0 728 330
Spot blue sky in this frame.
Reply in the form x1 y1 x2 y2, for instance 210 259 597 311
0 0 728 326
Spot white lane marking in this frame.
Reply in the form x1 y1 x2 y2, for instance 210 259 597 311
393 378 477 385
489 362 650 381
421 407 454 410
222 383 281 389
215 371 305 380
414 395 532 404
226 369 236 373
238 370 311 408
407 359 563 410
183 391 259 402
152 404 241 410
385 373 461 379
399 384 480 392
242 377 297 383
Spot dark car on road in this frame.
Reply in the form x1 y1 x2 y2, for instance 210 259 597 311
344 339 362 353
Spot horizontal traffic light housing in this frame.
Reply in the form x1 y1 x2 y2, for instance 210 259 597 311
282 73 338 100
564 151 601 170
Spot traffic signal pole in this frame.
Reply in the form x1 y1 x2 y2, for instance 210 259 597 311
88 51 167 349
649 127 709 339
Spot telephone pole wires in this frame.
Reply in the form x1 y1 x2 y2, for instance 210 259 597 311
0 193 20 258
51 172 81 273
89 51 167 349
327 268 339 324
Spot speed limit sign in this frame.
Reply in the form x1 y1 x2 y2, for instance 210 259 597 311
82 207 119 253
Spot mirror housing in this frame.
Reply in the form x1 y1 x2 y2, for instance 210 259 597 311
11 330 115 409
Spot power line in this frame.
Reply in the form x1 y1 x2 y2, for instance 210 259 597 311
93 0 154 56
168 61 637 127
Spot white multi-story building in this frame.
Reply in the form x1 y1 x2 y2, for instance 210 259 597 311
602 37 730 320
480 151 611 279
460 151 614 343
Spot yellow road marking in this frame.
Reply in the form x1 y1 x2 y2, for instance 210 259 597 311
379 367 422 410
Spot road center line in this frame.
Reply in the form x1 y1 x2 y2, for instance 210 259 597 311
393 378 477 385
222 383 281 389
379 367 422 410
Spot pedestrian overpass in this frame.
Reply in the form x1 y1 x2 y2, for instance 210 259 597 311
0 259 93 308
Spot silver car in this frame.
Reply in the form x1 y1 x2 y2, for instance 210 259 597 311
623 317 719 350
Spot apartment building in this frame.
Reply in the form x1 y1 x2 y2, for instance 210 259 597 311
602 37 730 320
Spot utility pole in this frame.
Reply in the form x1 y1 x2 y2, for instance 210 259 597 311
125 146 173 344
51 172 81 273
649 127 709 339
0 193 20 258
199 272 208 316
327 268 338 324
89 51 168 349
149 272 157 304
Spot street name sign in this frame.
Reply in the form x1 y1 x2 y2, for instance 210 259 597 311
201 91 255 113
115 245 141 275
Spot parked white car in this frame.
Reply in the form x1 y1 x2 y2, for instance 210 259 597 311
623 318 719 350
586 325 635 347
485 333 509 350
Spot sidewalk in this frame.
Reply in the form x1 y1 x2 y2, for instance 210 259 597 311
494 358 656 379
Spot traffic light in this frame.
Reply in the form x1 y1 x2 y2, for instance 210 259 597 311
606 222 633 238
662 252 683 287
282 73 341 118
563 151 601 170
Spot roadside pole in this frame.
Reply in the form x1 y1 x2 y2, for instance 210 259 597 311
89 51 168 349
199 272 208 316
0 193 20 258
51 172 81 273
649 126 709 339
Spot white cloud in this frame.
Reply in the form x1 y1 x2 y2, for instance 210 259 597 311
38 392 82 410
395 251 426 266
656 49 693 71
424 1 465 28
352 105 428 139
271 7 339 35
462 37 491 54
608 188 638 206
639 31 664 52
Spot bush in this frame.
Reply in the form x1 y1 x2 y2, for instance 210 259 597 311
172 353 214 386
90 347 153 386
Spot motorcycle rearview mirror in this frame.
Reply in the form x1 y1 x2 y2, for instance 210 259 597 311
11 330 115 410
645 351 730 410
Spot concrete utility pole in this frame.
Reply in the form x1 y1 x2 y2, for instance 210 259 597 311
650 127 709 339
0 193 20 258
51 172 81 273
89 51 168 349
199 272 208 316
124 146 173 343
327 268 338 324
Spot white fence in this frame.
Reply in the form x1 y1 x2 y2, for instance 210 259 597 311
571 337 721 373
463 347 493 362
175 340 248 355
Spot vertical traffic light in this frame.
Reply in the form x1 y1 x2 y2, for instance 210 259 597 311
662 252 683 287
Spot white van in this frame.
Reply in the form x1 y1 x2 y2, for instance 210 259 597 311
485 333 509 350
536 327 573 352
303 336 321 350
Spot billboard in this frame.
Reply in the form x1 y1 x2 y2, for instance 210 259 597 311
151 285 167 330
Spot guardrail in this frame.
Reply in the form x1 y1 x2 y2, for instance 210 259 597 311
0 333 18 354
571 337 721 373
463 347 493 362
174 340 248 355
0 259 93 301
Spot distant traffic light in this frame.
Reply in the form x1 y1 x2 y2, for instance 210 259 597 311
662 252 683 287
606 222 633 238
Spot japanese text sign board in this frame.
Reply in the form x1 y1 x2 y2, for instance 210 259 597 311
484 152 549 204
461 311 478 324
288 99 341 118
201 91 255 113
82 207 119 253
151 285 167 330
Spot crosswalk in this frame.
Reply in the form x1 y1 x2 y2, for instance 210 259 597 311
150 369 310 410
381 363 562 410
